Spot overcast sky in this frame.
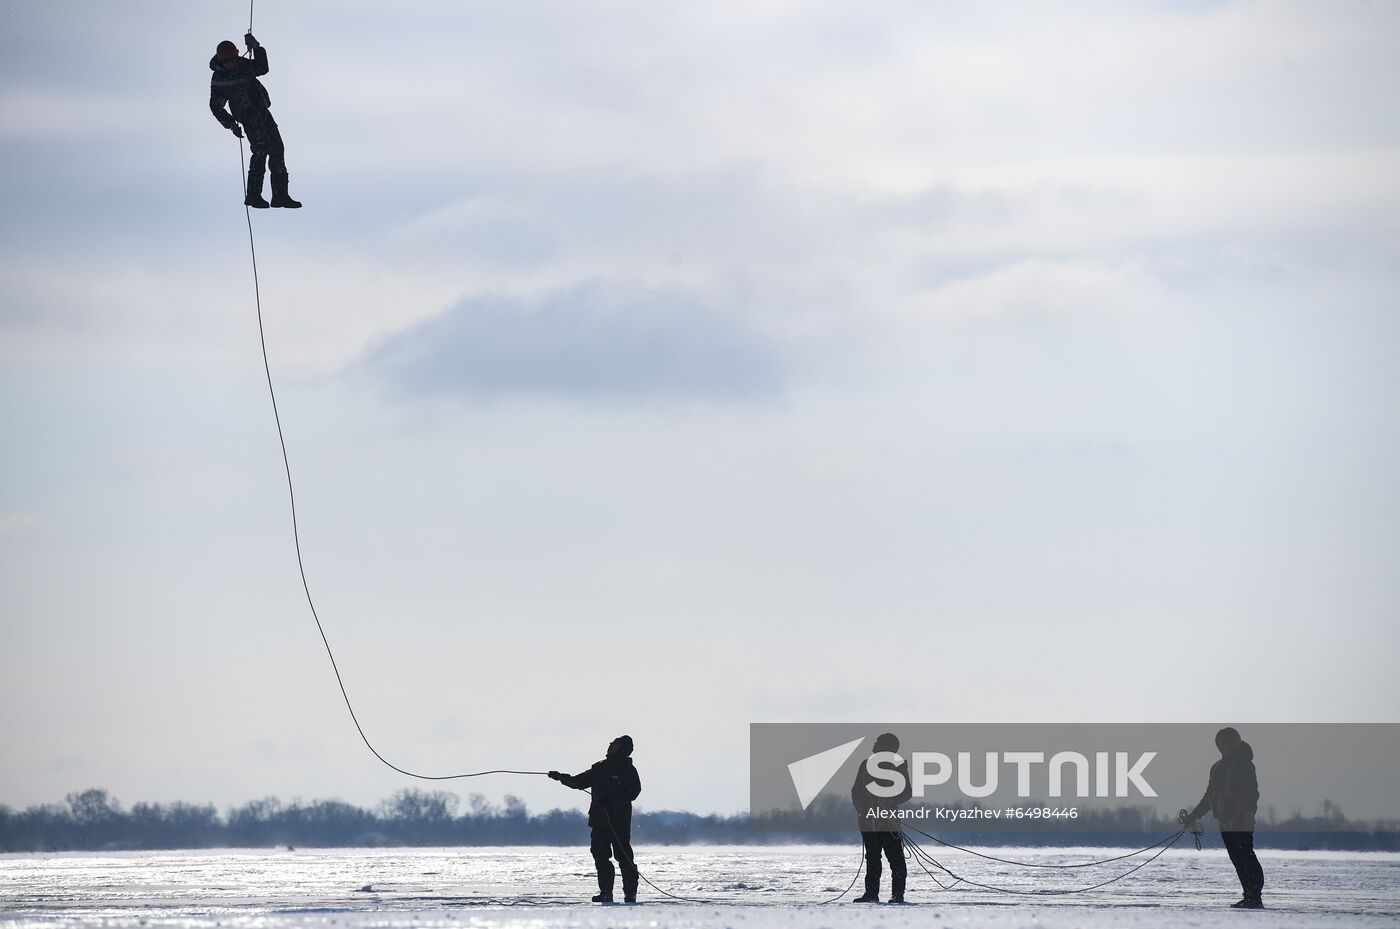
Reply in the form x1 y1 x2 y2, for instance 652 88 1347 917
2 1 1398 818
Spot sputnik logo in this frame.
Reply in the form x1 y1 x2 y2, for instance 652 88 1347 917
787 737 1160 806
787 737 865 810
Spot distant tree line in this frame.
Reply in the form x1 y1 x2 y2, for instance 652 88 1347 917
2 789 1395 852
0 788 763 852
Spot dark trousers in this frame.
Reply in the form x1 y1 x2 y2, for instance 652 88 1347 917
590 820 638 899
242 111 287 185
861 830 907 898
1221 831 1264 899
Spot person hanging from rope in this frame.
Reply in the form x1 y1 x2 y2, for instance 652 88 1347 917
209 33 302 209
1179 726 1265 909
549 735 643 904
851 732 912 903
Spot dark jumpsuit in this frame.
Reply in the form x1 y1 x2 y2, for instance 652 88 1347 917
1186 741 1265 901
559 755 642 899
209 46 287 190
852 755 912 900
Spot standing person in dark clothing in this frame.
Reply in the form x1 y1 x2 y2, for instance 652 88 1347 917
549 735 643 903
209 33 302 209
851 732 912 903
1181 726 1265 909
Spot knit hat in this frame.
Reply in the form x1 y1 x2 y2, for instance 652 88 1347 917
215 40 239 61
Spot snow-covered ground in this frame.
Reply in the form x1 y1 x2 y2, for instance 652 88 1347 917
2 845 1397 928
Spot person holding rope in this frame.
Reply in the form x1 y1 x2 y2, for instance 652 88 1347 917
851 732 912 903
209 32 302 209
1180 726 1265 909
549 735 642 903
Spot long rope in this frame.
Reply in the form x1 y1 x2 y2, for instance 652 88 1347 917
234 0 545 784
236 139 546 782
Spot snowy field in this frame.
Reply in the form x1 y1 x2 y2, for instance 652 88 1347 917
2 845 1398 929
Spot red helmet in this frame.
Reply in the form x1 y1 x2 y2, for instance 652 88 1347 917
215 40 239 61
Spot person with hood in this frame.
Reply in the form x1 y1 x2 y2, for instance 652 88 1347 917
549 735 643 903
209 33 301 209
1181 726 1265 909
850 732 912 903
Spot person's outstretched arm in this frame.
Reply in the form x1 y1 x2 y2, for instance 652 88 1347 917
549 768 594 791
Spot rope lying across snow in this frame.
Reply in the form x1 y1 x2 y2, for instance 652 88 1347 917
902 825 1189 896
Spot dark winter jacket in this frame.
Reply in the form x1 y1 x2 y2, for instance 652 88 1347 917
209 46 271 129
851 753 913 832
1187 741 1260 831
559 756 642 828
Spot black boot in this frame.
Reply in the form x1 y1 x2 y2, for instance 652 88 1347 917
853 867 880 902
593 869 615 903
888 872 906 904
622 872 638 903
1231 897 1264 909
244 168 269 208
270 172 301 208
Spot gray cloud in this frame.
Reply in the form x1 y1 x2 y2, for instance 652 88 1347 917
359 282 783 401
